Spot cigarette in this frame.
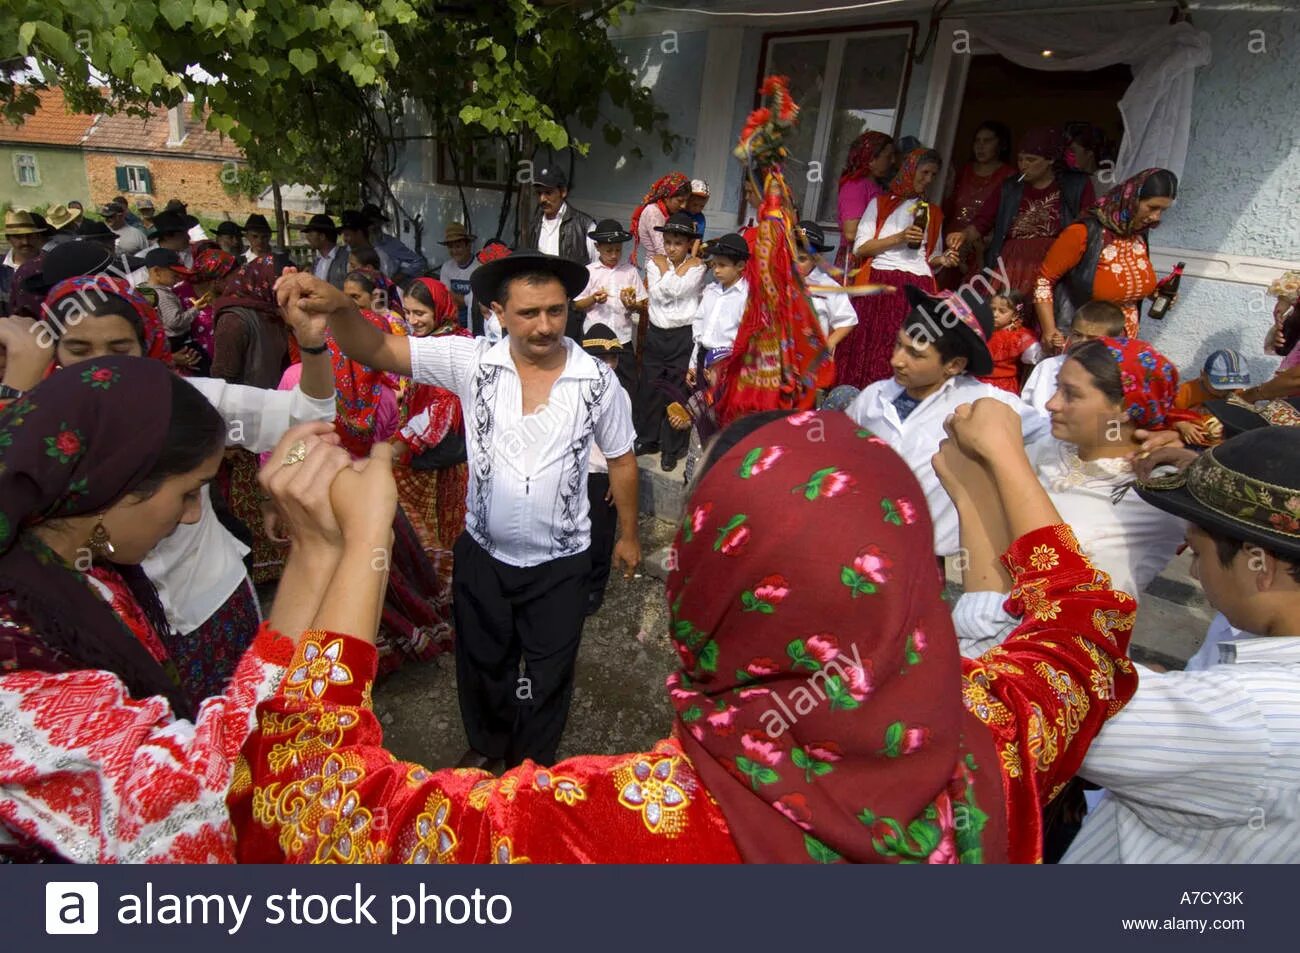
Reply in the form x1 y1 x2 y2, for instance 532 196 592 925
1017 173 1026 183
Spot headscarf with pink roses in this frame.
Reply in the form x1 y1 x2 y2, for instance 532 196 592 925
666 411 1007 863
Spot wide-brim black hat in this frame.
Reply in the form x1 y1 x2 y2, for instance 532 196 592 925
653 211 701 238
300 213 338 235
797 220 835 254
215 221 244 236
702 233 750 261
1136 428 1300 559
589 218 632 244
150 209 199 236
360 202 390 224
581 322 625 356
469 251 589 307
1205 397 1300 439
21 240 116 296
243 213 273 233
903 284 994 377
339 210 369 231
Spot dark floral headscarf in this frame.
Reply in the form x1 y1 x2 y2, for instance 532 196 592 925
665 411 1005 863
839 130 893 185
0 356 194 718
630 171 690 261
1089 168 1174 238
45 275 175 369
212 254 283 318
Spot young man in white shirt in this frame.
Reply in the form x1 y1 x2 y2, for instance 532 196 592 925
100 201 149 257
1021 299 1127 415
689 232 749 376
844 284 1048 557
300 214 348 289
636 211 709 471
794 220 857 353
574 219 645 394
279 252 642 771
436 222 481 332
242 214 275 263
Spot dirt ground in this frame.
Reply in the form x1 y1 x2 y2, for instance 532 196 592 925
371 514 681 768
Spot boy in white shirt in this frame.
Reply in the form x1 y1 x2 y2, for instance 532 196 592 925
794 220 857 354
688 232 749 379
844 284 1049 557
1021 299 1127 414
574 219 646 393
636 211 709 471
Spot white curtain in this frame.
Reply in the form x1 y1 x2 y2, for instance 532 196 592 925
970 12 1212 182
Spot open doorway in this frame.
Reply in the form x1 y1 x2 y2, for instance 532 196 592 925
943 56 1130 183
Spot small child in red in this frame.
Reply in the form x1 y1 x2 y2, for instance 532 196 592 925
979 290 1043 395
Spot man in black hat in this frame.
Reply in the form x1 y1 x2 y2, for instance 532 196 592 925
361 202 427 283
1042 427 1300 863
164 198 207 240
215 220 245 258
844 284 1049 558
150 209 198 268
301 214 348 289
520 165 595 340
339 210 392 276
242 214 274 261
276 253 642 769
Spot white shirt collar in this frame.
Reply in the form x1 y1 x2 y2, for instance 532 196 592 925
480 335 600 380
1220 636 1300 665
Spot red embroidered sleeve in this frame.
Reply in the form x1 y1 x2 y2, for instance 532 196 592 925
0 624 293 862
959 523 1138 862
230 634 741 864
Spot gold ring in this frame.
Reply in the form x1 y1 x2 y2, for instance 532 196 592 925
282 440 309 467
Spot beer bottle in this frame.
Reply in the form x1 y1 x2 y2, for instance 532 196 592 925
907 201 928 250
1148 261 1185 320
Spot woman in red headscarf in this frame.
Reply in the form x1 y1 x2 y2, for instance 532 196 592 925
835 130 896 273
1036 169 1178 341
631 172 692 261
210 254 293 389
834 149 961 387
230 404 1140 864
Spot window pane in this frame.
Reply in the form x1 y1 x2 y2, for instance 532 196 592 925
764 39 830 205
816 34 910 223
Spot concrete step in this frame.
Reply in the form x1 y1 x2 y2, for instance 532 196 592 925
637 451 687 524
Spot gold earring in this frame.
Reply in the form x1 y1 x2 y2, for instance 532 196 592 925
87 518 115 559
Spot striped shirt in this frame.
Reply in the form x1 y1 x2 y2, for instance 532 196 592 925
1062 636 1300 863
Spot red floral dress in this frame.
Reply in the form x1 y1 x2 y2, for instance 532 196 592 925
979 324 1042 395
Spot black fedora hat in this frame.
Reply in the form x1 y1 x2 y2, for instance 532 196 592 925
588 218 632 244
653 211 701 238
797 219 835 254
360 202 390 224
215 220 244 237
1136 428 1300 559
702 232 750 261
150 209 197 237
339 210 369 231
903 284 995 376
469 251 589 308
242 213 272 234
78 219 116 240
1205 397 1300 439
581 322 625 356
21 240 117 296
301 213 339 236
533 166 568 190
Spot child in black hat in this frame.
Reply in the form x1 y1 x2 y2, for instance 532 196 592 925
580 323 633 614
636 211 708 471
574 219 645 394
794 220 858 355
689 233 749 380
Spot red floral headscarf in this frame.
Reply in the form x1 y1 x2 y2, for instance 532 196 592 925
408 277 463 335
477 241 511 265
888 148 938 199
1089 168 1174 238
190 247 239 284
45 275 175 369
1095 336 1195 429
839 130 893 185
666 412 1006 863
630 171 690 261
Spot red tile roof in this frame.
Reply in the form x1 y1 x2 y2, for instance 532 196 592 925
85 105 243 161
0 87 243 161
0 88 98 147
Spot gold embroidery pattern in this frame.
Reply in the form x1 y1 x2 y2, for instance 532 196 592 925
962 668 1013 727
1073 636 1118 704
1034 662 1089 750
1015 577 1062 621
614 755 692 836
490 834 531 864
1028 544 1060 572
252 752 377 862
230 755 252 796
407 793 457 864
284 637 354 702
263 708 363 772
1000 742 1023 779
534 769 587 806
1091 608 1136 646
1025 703 1059 773
467 774 520 812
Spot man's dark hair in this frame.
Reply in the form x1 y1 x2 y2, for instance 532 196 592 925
351 246 381 269
1204 526 1300 584
1065 339 1124 405
901 316 966 366
496 270 567 307
1073 300 1127 337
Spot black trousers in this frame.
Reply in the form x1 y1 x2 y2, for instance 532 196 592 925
586 472 617 607
452 532 591 767
634 324 692 457
613 348 637 397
